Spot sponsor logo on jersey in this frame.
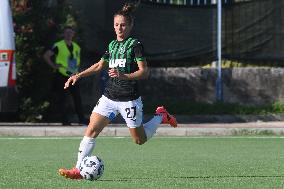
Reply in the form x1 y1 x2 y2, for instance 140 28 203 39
119 46 125 54
109 59 126 68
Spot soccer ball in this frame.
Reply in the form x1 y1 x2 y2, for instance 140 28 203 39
79 156 104 181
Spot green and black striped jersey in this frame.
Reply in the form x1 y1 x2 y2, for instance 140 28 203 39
101 37 146 101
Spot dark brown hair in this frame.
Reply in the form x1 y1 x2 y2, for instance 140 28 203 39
114 1 140 26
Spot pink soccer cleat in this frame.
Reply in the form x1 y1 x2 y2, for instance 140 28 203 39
156 106 178 128
58 167 82 179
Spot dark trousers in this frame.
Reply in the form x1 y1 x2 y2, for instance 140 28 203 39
53 73 85 123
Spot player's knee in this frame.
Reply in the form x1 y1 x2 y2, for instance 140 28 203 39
85 126 101 138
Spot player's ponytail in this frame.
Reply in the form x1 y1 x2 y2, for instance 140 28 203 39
114 1 140 26
122 2 137 14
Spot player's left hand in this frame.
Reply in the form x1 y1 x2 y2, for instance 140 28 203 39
108 68 127 79
108 68 119 78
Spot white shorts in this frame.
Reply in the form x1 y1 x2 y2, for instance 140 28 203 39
92 95 143 128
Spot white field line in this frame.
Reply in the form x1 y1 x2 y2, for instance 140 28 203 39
0 137 125 140
1 136 284 140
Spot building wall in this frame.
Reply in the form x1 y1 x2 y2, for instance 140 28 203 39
136 67 284 105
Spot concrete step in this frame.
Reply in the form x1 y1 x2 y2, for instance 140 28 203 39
0 122 284 136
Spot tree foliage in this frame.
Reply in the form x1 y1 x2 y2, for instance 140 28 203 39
11 0 78 122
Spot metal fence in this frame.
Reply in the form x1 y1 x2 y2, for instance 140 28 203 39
72 0 284 64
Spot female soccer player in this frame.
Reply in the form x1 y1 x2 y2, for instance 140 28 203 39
59 2 177 179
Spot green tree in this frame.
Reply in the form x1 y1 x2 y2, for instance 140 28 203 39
12 0 78 122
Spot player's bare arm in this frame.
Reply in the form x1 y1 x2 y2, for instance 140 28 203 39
64 59 105 89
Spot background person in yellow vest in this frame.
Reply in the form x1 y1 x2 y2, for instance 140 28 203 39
43 26 87 125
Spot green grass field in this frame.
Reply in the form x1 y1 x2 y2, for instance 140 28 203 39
1 137 284 189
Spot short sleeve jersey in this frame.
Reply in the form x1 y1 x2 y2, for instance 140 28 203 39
101 37 146 101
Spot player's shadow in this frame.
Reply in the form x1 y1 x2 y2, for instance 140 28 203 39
99 175 284 182
174 175 284 179
99 177 151 182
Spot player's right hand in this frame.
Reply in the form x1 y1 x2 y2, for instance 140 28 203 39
64 74 79 89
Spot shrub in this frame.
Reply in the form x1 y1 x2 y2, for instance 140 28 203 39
12 0 78 122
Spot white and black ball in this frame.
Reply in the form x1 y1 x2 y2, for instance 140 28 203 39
79 156 104 181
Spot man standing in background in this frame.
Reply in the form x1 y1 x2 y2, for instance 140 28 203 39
44 26 87 125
